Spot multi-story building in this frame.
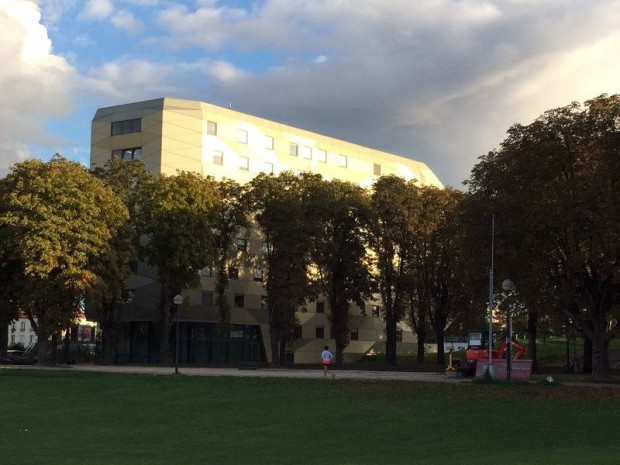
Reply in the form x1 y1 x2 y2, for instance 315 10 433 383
90 97 443 365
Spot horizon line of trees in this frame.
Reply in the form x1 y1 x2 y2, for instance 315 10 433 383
0 93 618 378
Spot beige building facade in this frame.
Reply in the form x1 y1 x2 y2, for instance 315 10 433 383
90 97 443 365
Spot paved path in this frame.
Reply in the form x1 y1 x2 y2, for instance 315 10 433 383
30 364 470 384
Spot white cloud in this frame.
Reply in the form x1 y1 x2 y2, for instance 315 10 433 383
111 9 143 33
20 0 620 187
0 0 74 176
80 0 113 20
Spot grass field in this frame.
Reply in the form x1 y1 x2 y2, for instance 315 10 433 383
2 368 620 465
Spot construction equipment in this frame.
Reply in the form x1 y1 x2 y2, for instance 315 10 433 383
456 330 526 377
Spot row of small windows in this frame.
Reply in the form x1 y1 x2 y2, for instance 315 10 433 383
112 147 142 161
289 143 332 164
111 118 141 136
204 118 349 168
199 266 264 282
109 118 381 175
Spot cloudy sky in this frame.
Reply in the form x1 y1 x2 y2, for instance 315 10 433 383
1 0 619 187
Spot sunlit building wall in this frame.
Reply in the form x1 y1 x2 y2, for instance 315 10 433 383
91 97 443 364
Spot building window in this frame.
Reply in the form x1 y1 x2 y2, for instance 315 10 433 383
213 150 223 165
237 238 247 251
207 120 217 136
289 142 298 157
396 329 403 343
372 305 381 317
253 268 263 282
111 118 141 136
338 154 348 168
239 156 249 171
357 304 366 316
238 129 248 144
123 289 135 304
261 295 268 310
315 326 325 339
317 149 327 163
350 328 359 341
234 294 245 308
263 162 274 174
20 321 25 332
302 146 312 159
316 301 325 313
228 266 239 279
262 241 270 255
374 163 381 176
112 147 142 161
202 291 213 306
200 266 212 277
265 135 274 150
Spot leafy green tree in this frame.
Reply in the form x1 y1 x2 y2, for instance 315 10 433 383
310 179 375 366
0 156 128 364
467 94 620 378
405 186 468 365
91 159 151 363
212 179 251 362
371 176 420 366
246 172 319 366
135 171 220 365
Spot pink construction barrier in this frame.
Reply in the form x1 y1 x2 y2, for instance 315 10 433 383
475 359 533 380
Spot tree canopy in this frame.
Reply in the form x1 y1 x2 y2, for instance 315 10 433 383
467 94 620 378
136 171 220 364
0 155 128 363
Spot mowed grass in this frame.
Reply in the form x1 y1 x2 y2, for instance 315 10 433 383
1 368 620 465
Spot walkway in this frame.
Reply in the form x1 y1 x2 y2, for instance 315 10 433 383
64 364 470 383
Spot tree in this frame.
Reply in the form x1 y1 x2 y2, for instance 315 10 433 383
407 186 468 365
212 179 251 362
90 159 151 363
371 176 420 366
136 171 220 365
467 94 620 378
246 172 319 366
310 179 375 366
0 156 128 364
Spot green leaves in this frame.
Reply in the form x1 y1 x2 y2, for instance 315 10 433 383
0 156 129 361
467 94 620 377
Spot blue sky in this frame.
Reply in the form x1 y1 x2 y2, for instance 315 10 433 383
2 0 620 187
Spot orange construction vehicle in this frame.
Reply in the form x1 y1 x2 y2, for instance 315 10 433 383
457 330 526 377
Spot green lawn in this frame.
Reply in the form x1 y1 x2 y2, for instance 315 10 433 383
2 368 619 465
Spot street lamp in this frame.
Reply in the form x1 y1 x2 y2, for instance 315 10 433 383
173 294 183 374
501 279 515 380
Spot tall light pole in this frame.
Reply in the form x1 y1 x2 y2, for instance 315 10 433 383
501 279 515 380
487 215 496 378
173 294 183 374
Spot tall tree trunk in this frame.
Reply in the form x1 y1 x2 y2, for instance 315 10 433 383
416 326 426 364
158 277 171 366
527 308 538 373
435 324 446 366
385 307 397 366
269 327 280 367
100 301 119 365
583 337 593 373
0 319 9 357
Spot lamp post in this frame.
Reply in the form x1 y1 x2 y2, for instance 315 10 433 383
487 214 496 379
173 294 183 374
501 279 515 380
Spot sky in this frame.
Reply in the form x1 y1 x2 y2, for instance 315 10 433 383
1 0 619 188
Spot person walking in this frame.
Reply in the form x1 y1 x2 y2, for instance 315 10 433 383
321 345 335 379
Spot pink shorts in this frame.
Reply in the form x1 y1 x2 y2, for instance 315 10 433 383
323 360 330 365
